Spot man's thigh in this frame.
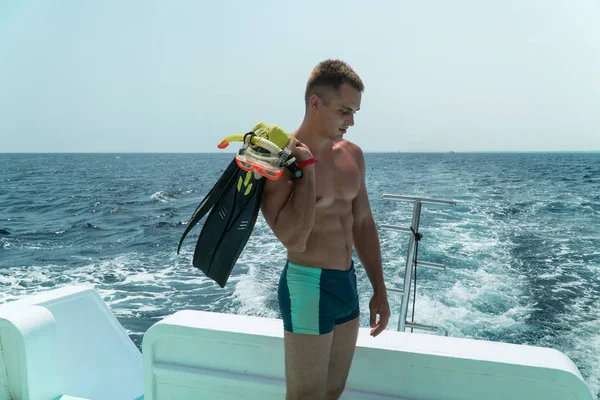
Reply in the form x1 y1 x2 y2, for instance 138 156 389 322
326 316 360 399
284 330 334 400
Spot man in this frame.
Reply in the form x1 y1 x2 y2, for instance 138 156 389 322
261 59 390 400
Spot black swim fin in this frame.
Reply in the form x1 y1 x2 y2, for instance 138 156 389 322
178 159 265 288
177 158 239 255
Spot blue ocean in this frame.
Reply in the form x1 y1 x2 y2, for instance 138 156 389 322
1 152 599 395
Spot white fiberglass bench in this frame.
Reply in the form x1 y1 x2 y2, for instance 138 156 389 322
143 309 593 400
0 285 143 400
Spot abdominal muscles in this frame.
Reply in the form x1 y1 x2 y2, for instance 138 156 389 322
287 199 355 270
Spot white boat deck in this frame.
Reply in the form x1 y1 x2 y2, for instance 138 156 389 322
0 286 594 400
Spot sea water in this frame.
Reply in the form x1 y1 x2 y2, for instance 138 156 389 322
1 152 599 396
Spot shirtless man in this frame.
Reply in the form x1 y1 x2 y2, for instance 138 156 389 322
261 59 391 399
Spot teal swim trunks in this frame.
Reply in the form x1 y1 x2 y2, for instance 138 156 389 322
278 260 360 335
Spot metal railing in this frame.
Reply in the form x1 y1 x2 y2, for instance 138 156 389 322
381 194 457 334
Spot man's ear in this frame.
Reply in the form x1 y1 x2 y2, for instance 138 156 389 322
308 94 321 111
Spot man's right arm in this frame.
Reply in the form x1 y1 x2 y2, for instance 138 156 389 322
261 148 316 252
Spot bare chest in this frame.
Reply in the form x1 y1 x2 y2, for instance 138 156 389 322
314 156 361 207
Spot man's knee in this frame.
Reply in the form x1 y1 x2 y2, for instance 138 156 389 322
286 385 326 400
325 382 346 400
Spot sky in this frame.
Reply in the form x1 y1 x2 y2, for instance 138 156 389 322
1 0 599 153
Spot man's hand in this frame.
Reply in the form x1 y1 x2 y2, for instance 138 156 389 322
369 292 391 337
290 138 314 163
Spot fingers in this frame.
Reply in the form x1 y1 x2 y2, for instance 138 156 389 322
369 302 377 328
372 309 390 337
371 321 383 337
381 309 390 330
371 314 383 336
290 138 304 152
369 300 391 337
292 138 304 149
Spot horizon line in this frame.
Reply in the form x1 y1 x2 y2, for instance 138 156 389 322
1 150 600 155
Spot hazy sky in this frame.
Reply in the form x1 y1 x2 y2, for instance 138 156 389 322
1 0 599 153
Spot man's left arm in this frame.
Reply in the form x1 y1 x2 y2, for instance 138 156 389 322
351 146 390 337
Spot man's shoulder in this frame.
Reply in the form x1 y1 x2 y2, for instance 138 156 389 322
335 139 364 158
334 139 365 174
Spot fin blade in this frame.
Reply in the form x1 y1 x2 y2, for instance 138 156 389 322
191 169 265 287
177 159 239 254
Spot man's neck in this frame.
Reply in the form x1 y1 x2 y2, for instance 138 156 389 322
293 118 333 156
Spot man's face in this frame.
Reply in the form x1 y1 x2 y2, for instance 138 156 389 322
316 83 362 140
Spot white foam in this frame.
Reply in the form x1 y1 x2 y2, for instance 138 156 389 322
375 195 531 344
550 307 600 397
123 273 156 284
150 191 172 203
231 231 286 319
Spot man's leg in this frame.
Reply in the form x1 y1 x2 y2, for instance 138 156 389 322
284 330 334 400
325 316 360 400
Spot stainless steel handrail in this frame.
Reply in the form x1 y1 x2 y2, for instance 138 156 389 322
381 194 457 334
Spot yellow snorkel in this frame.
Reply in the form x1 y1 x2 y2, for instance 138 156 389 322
217 122 302 180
